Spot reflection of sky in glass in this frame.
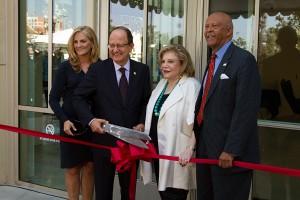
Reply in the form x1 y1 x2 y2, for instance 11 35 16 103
232 15 255 51
27 0 47 16
150 12 184 40
110 2 184 39
27 0 85 29
264 14 289 29
110 2 144 61
110 2 143 33
233 14 288 39
233 16 249 40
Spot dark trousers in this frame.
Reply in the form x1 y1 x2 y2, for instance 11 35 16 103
93 152 137 200
196 163 252 200
153 159 189 200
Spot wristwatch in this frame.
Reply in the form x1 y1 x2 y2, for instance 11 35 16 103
186 145 196 151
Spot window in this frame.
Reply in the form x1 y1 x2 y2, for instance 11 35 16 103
253 126 300 199
147 0 185 85
258 0 300 124
18 0 91 190
209 0 256 52
110 0 144 62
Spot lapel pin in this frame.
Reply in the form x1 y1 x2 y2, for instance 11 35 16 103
133 72 136 75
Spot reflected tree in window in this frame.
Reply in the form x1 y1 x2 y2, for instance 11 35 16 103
259 12 300 122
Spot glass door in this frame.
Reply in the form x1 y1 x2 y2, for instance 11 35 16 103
146 0 185 86
254 0 300 199
18 0 96 191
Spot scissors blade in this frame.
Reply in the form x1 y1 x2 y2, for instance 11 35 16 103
119 136 149 149
102 123 151 141
102 123 150 149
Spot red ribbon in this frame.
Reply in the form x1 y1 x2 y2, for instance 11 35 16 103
0 124 110 150
1 123 300 199
110 141 157 200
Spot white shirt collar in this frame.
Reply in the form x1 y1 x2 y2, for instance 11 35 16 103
113 59 130 72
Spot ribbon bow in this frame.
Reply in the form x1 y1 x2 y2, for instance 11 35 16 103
110 141 157 200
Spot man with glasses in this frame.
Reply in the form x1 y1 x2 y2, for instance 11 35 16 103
73 26 151 200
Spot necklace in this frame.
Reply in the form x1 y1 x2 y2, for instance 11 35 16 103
153 78 180 116
153 82 168 116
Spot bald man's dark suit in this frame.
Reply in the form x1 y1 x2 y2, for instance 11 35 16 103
73 58 151 200
194 43 261 200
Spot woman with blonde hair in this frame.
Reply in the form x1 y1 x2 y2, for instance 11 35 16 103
49 26 100 200
141 44 200 200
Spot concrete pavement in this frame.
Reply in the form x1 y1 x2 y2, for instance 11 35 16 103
0 185 67 200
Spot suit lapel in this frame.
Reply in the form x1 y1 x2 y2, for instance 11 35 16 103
126 59 137 106
106 59 124 106
159 77 186 119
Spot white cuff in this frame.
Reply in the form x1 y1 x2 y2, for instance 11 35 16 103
88 118 96 126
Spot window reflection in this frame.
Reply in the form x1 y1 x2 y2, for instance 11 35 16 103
19 0 48 108
147 0 185 85
20 0 85 108
253 127 300 200
19 0 88 191
110 0 144 62
210 0 255 52
19 110 64 189
258 10 300 123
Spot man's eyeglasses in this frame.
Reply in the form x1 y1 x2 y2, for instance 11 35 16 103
107 43 130 49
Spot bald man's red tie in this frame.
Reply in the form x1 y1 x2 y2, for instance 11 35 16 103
197 53 216 125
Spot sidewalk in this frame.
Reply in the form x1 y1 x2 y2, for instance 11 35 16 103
0 185 67 200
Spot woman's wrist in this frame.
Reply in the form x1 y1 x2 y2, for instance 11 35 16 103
186 145 196 151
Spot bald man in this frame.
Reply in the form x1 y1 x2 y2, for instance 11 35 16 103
194 12 261 200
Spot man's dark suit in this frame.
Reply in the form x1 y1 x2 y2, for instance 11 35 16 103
194 43 261 200
73 58 151 200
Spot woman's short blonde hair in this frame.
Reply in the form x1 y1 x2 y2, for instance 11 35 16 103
67 26 99 72
158 44 195 77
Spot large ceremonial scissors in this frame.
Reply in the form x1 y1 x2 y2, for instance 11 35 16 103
102 123 151 149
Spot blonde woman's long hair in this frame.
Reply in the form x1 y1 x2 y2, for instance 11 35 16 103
67 26 99 72
158 44 195 77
